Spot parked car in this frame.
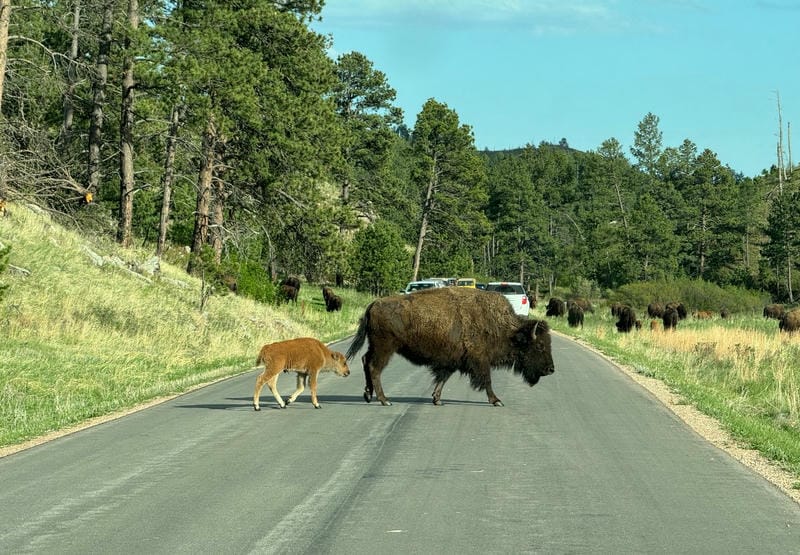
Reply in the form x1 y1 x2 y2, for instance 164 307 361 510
485 281 529 316
402 279 446 294
456 278 476 288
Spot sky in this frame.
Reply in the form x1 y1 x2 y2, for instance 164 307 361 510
311 0 799 178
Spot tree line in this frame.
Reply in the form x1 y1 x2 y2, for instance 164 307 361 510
0 1 796 303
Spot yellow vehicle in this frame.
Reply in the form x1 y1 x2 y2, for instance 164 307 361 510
456 278 476 288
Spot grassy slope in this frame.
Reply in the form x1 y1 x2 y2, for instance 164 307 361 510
0 202 372 447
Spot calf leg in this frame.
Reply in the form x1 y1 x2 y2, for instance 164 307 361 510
286 373 307 404
265 373 286 408
308 371 321 408
253 366 285 410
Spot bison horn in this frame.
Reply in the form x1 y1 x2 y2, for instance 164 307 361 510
531 321 539 338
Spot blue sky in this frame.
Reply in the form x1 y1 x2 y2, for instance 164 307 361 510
312 1 799 177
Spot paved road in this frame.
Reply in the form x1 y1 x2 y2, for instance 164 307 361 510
1 333 799 554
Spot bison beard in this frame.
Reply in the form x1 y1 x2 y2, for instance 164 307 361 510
346 287 555 407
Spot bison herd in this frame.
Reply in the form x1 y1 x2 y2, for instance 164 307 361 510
542 297 800 336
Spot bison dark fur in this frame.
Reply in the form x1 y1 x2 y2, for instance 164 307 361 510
647 302 665 318
345 288 555 407
567 304 584 328
279 284 298 304
666 301 687 320
281 276 301 292
764 304 785 320
663 307 679 330
568 297 593 314
615 305 636 333
779 309 800 333
546 297 566 317
326 294 342 312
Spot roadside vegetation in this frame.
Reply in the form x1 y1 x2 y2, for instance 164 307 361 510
0 204 372 448
543 290 800 486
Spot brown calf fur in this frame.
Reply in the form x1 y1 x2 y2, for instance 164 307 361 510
253 337 349 410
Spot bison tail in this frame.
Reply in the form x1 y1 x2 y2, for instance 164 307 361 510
346 303 373 361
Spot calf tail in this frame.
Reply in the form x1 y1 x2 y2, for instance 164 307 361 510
346 303 373 361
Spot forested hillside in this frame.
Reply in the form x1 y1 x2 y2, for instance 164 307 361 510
0 1 797 303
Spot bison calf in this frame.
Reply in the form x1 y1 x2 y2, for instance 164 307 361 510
253 337 350 410
346 287 555 407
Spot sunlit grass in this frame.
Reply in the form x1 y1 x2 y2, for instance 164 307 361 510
544 304 800 478
0 203 373 447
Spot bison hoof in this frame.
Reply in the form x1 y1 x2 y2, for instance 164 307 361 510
363 392 372 403
379 399 393 406
432 398 443 406
254 406 260 411
491 400 504 407
314 404 321 409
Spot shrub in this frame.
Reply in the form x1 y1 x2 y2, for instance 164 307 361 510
613 278 769 314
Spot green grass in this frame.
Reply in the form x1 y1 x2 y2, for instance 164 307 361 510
0 202 373 448
544 303 800 481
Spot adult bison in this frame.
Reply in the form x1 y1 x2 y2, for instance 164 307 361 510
546 297 566 317
764 304 785 320
345 287 555 407
779 309 800 333
568 297 593 313
322 286 343 312
647 302 665 318
615 305 637 333
666 301 688 320
279 284 298 304
663 306 679 330
567 304 584 328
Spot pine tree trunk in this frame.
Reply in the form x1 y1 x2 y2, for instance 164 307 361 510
87 2 113 195
117 0 139 247
157 105 180 257
61 0 81 142
187 119 216 275
210 178 225 264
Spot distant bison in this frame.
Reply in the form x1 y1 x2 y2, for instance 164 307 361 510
346 287 555 407
779 309 800 333
546 297 566 317
615 305 637 333
666 301 688 320
322 286 343 312
647 302 665 318
279 284 299 304
567 304 584 328
764 304 785 320
281 276 301 292
568 297 593 313
693 310 713 319
610 302 624 317
663 307 679 330
720 308 730 319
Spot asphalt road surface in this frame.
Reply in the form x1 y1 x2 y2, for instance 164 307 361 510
2 333 799 554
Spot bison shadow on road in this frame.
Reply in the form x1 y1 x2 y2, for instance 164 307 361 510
174 395 493 411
